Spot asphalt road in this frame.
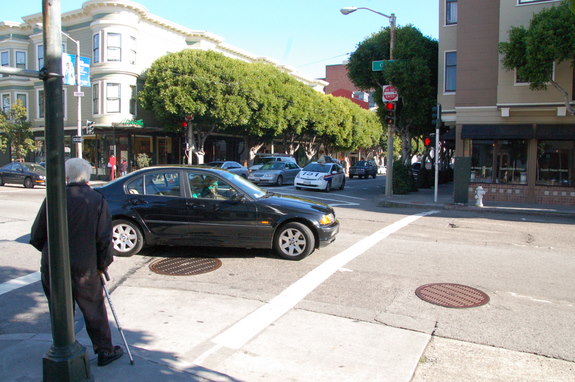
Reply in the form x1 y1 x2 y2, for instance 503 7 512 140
1 177 574 381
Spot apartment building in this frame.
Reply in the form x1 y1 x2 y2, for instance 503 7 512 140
0 0 326 177
438 0 575 205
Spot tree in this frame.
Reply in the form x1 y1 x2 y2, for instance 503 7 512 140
139 50 252 164
499 1 575 113
347 25 438 164
0 101 35 161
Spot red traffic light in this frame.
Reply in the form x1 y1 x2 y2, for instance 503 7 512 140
385 102 395 110
424 136 432 147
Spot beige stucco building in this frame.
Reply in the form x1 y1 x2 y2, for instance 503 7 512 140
438 0 575 205
0 0 326 176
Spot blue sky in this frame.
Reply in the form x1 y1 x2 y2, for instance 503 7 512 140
3 0 439 80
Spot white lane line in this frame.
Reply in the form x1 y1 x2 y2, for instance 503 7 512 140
193 210 438 364
0 272 41 296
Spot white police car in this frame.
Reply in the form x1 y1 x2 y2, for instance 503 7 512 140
294 162 345 192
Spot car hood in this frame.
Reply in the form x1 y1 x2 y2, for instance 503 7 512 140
297 171 327 180
257 192 332 214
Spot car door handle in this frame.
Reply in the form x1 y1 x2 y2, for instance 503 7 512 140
130 198 148 205
187 202 206 209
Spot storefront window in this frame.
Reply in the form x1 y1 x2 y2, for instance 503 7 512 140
471 140 528 184
471 140 493 183
537 140 574 187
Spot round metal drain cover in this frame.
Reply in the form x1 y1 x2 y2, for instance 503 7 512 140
415 283 489 308
149 257 222 276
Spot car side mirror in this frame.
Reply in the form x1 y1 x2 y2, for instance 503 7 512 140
331 171 337 175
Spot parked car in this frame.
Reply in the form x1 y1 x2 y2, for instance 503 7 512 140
95 166 339 260
295 162 345 192
249 154 297 172
248 161 301 186
349 160 378 179
0 162 46 188
205 161 249 178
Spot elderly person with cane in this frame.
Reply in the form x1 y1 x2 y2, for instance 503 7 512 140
30 158 124 366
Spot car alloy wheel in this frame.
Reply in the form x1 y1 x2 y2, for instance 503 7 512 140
274 222 315 260
276 175 283 186
112 219 143 256
324 181 331 192
24 177 34 188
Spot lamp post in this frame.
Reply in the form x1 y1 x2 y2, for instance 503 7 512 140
61 31 83 159
341 6 396 197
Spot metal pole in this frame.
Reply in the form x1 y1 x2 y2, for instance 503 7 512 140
41 0 91 380
75 39 82 158
434 125 439 203
385 14 396 197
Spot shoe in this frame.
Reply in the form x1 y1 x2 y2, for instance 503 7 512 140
97 345 123 366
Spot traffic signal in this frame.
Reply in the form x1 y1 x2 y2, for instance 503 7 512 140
431 104 442 128
424 133 435 149
384 102 396 126
85 120 95 135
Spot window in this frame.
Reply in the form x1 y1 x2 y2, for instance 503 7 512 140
128 36 137 65
445 51 457 93
471 140 528 184
93 33 100 63
188 173 238 200
107 33 121 62
16 93 28 114
1 93 10 114
144 171 181 197
129 85 137 115
106 83 121 113
15 51 26 69
446 0 457 25
93 83 100 114
537 140 574 187
1 50 8 77
37 89 45 118
518 0 556 4
37 45 43 69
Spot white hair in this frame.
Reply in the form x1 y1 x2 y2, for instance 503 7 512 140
65 158 92 183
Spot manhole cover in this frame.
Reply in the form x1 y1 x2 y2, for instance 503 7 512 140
415 283 489 308
149 257 222 276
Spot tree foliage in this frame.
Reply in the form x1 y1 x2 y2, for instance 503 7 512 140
347 25 438 164
139 49 385 165
499 1 575 110
0 101 35 161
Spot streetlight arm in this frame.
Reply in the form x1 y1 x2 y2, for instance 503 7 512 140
340 6 393 20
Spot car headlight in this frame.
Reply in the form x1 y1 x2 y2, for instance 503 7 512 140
319 213 335 225
38 175 46 180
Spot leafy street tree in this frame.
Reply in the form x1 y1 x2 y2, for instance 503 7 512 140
499 1 575 114
0 101 35 161
139 50 252 164
347 25 438 164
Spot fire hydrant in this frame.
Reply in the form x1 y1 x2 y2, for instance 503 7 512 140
474 185 486 207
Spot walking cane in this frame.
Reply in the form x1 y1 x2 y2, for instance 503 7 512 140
101 271 135 365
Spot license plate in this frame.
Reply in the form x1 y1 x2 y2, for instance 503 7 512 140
303 181 311 185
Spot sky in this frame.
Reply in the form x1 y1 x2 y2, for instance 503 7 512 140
2 0 439 80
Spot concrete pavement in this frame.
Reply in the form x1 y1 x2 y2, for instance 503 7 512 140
1 182 574 381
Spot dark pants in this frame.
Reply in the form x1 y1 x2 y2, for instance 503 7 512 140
42 270 113 354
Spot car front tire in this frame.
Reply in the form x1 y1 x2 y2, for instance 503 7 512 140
324 181 331 192
273 222 315 261
112 219 144 257
0 175 4 186
24 177 34 188
276 175 283 186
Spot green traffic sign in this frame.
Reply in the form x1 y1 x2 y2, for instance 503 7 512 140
372 60 397 71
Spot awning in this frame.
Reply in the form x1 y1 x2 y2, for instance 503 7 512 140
461 124 533 139
535 125 575 140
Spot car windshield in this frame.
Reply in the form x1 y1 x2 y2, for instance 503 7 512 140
260 162 284 170
25 163 46 174
354 161 369 167
253 157 277 166
219 171 266 199
303 163 331 173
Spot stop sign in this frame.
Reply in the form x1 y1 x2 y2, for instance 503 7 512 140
382 85 398 102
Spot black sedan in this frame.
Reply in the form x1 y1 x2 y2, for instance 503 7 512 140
95 166 339 261
0 162 46 188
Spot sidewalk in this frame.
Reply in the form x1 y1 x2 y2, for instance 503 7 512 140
378 182 575 217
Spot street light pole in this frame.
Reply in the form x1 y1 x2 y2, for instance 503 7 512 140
61 31 82 159
341 6 396 197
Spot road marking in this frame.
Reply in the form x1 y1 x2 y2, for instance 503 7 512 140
193 210 438 364
0 272 41 296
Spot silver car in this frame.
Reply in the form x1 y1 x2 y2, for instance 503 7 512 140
206 161 249 178
248 161 301 186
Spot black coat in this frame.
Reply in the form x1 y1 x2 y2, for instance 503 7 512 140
30 183 114 275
